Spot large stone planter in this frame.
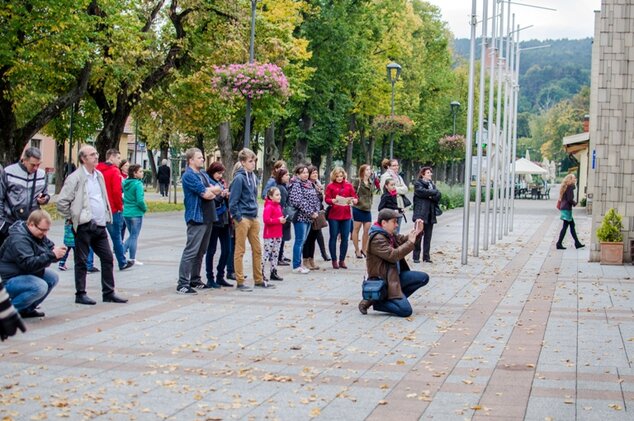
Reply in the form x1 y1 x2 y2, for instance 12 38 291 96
600 242 624 265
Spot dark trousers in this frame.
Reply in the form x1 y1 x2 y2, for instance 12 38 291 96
74 223 115 297
206 224 230 283
227 228 235 275
557 219 581 246
373 270 429 317
159 182 170 197
413 222 434 261
303 228 328 259
178 222 213 289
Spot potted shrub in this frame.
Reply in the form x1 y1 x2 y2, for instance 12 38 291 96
596 208 624 265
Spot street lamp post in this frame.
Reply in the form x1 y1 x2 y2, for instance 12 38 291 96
386 62 402 159
244 0 258 148
450 101 461 135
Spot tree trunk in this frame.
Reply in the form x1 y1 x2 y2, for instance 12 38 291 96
54 142 66 194
0 63 92 164
344 114 356 178
293 112 312 166
262 123 278 196
218 122 236 183
147 149 158 190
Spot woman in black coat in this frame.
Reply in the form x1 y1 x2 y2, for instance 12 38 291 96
412 167 441 263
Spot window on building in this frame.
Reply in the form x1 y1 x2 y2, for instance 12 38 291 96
30 139 41 149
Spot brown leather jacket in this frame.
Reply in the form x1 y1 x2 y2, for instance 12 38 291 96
366 227 414 299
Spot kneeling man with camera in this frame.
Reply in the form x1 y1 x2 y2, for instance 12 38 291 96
360 209 429 317
0 210 66 318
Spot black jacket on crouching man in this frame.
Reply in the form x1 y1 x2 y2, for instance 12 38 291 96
0 222 57 282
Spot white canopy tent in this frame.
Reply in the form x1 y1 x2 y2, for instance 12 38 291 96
513 158 548 175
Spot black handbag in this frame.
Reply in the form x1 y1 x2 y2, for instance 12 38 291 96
285 205 299 222
362 276 387 301
402 195 412 208
434 204 443 216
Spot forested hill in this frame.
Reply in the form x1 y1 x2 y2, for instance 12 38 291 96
453 38 592 112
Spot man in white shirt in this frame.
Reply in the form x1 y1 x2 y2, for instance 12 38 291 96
57 146 128 305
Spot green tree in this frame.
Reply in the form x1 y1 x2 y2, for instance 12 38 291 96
0 0 95 163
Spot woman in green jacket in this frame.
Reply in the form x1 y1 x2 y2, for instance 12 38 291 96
123 164 147 265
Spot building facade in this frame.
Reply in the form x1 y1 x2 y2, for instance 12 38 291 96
587 0 634 262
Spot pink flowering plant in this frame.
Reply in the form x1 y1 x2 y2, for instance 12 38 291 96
372 115 414 136
211 62 290 102
439 134 466 159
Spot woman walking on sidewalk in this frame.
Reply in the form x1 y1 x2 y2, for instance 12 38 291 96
556 174 584 250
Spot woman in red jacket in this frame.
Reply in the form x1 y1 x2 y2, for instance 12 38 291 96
324 167 358 269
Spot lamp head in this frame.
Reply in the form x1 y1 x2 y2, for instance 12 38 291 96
450 101 461 112
386 62 402 82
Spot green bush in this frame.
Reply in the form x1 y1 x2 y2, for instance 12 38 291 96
436 182 494 210
596 208 623 242
43 201 184 221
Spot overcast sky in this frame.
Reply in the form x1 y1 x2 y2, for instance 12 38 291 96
424 0 602 41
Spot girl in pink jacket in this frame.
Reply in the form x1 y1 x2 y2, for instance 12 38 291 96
262 187 286 281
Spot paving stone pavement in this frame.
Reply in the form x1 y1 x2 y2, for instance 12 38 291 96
1 192 633 420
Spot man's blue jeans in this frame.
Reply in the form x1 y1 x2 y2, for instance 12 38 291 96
372 270 429 317
292 221 311 269
328 218 352 262
5 269 59 312
123 216 143 260
106 211 128 269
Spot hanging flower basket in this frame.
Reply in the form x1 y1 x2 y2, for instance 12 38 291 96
439 134 466 153
372 115 414 136
211 62 290 101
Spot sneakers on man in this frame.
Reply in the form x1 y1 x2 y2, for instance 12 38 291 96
292 266 310 274
236 284 253 292
131 260 144 266
192 283 211 290
176 286 198 295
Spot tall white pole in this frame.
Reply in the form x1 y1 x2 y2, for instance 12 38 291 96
499 1 511 239
492 0 505 245
461 0 479 265
473 0 489 256
509 24 520 231
503 12 514 236
483 0 497 251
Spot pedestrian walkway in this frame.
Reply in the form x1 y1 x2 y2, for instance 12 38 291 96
1 194 633 420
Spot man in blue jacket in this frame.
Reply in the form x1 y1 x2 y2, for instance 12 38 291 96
0 210 66 318
177 148 221 295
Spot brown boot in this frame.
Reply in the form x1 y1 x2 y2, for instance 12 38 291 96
308 258 320 270
339 260 348 269
358 299 373 315
332 260 339 269
302 258 310 269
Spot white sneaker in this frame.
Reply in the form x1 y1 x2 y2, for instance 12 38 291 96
292 266 310 274
131 260 144 266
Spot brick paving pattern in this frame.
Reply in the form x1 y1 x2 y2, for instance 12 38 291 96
1 193 633 420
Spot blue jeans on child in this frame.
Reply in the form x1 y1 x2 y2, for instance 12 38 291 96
5 269 59 312
372 270 429 317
